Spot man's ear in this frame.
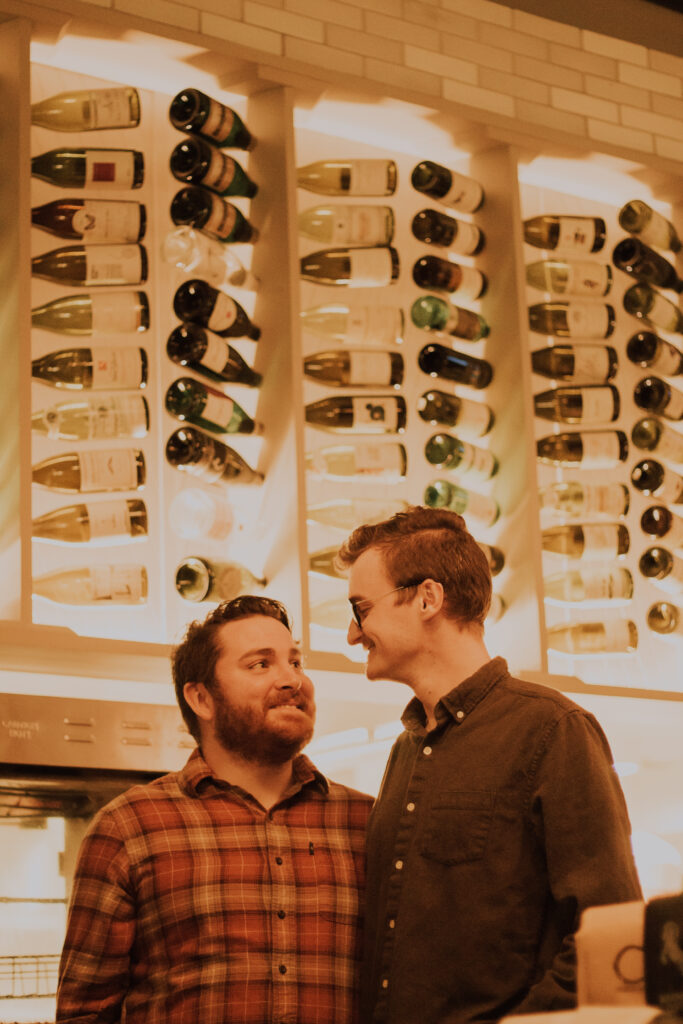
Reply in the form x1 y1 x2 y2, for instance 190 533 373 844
420 578 444 619
184 681 214 723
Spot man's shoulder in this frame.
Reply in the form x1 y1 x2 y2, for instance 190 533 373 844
89 768 185 831
497 667 590 721
324 777 374 805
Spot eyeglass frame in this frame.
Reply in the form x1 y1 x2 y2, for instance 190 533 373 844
349 578 427 629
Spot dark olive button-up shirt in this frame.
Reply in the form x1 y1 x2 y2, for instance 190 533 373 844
361 657 642 1024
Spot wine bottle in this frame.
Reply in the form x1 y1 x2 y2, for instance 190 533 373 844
538 481 629 518
173 279 261 340
32 449 145 493
424 432 498 480
528 301 615 339
525 259 612 296
634 376 683 421
631 417 683 464
296 159 397 196
175 556 265 602
300 303 404 346
303 349 404 388
298 204 394 246
305 395 406 433
306 497 410 530
31 148 144 189
32 395 149 441
412 255 487 300
165 377 260 435
640 506 683 549
541 523 629 560
646 601 683 636
32 498 147 544
31 244 147 287
418 343 493 390
626 331 683 376
546 620 638 655
31 87 140 131
305 442 407 479
31 347 147 390
424 479 499 528
165 426 263 486
166 324 262 386
32 292 150 336
618 200 681 254
300 246 399 287
162 227 258 291
410 161 483 213
170 186 257 243
170 136 257 197
543 567 634 603
523 215 606 253
612 237 683 293
309 546 346 579
169 89 253 149
477 543 505 577
31 198 146 242
536 430 628 469
631 459 683 504
623 283 683 334
486 594 507 624
638 546 683 596
411 208 484 255
411 295 489 342
530 344 618 383
533 385 620 424
417 390 494 438
33 565 147 605
168 488 234 542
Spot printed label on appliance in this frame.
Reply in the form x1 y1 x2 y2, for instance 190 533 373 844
90 293 144 334
348 249 393 287
73 200 141 243
348 351 393 385
85 245 142 285
85 150 135 189
557 218 598 253
566 304 610 338
77 449 139 491
90 347 143 389
351 397 399 432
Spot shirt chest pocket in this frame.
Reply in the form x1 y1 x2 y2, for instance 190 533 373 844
419 790 494 865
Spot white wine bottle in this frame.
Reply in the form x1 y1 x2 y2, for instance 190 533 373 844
31 244 147 286
424 479 500 527
410 160 484 213
32 449 145 493
31 87 140 131
618 200 681 254
631 459 683 504
528 301 615 338
303 349 404 388
170 186 257 244
541 523 629 560
647 601 683 636
32 292 149 336
31 198 146 242
169 89 253 150
424 432 498 480
309 546 345 579
165 426 263 486
173 279 261 339
305 395 406 433
638 546 683 596
306 497 409 530
297 159 397 196
640 505 683 549
523 215 606 253
305 442 407 479
32 498 147 544
31 148 144 189
169 136 257 197
631 417 683 464
634 376 683 421
33 564 148 605
165 377 261 435
168 488 234 542
300 246 399 287
32 347 147 390
536 430 628 469
538 481 629 518
162 227 258 291
546 620 638 655
623 283 683 335
166 324 262 387
411 294 489 341
544 567 634 603
175 556 265 602
626 331 683 375
300 303 404 346
298 204 394 246
530 344 617 383
411 208 484 255
533 385 620 424
412 255 487 301
525 259 612 296
32 395 149 441
417 390 494 438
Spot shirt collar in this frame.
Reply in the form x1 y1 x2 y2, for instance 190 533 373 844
179 747 329 798
401 656 509 733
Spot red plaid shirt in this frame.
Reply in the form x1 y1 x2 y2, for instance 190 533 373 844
57 749 372 1024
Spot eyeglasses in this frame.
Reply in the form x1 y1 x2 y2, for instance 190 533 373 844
350 579 425 629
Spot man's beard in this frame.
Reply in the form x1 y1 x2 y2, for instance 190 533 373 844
212 688 316 766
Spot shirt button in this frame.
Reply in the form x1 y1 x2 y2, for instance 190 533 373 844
275 856 283 865
279 964 287 974
456 710 465 720
381 979 389 989
423 746 432 756
406 802 415 812
277 910 286 919
395 859 404 870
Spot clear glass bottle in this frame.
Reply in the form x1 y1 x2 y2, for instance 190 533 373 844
298 204 394 246
32 395 149 441
32 449 146 493
417 390 494 438
528 302 615 339
31 292 149 336
411 294 489 342
618 200 681 254
546 620 637 654
296 159 397 196
32 347 147 390
530 344 618 383
31 87 140 131
32 498 147 545
525 259 612 296
543 567 633 602
538 481 629 518
536 430 628 469
523 215 606 253
303 349 404 388
174 556 265 602
300 303 404 346
424 432 498 480
32 243 147 287
533 385 620 424
541 523 629 560
168 488 234 542
306 497 410 530
424 479 500 527
305 395 406 433
162 226 258 291
300 246 400 287
33 564 148 605
304 442 407 480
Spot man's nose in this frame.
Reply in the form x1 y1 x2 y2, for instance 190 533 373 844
347 618 362 645
276 664 303 689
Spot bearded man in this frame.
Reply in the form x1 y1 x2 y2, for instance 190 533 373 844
57 596 372 1024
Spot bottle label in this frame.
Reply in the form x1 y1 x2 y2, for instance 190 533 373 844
655 470 683 505
85 150 136 189
440 172 483 214
581 570 631 601
346 306 402 346
348 249 393 287
451 221 482 256
652 342 683 377
566 304 611 338
84 500 132 540
557 218 598 253
351 444 404 475
90 347 143 389
654 425 683 466
73 201 141 243
90 565 145 602
645 291 678 332
77 449 139 491
205 196 237 240
351 397 400 432
91 293 145 334
197 439 226 483
348 351 394 385
462 491 498 527
572 345 611 380
455 441 496 479
580 432 622 468
664 389 683 420
578 524 621 560
87 396 148 439
330 206 389 246
347 160 391 195
85 245 143 285
564 262 611 295
580 387 616 424
203 103 235 144
453 265 485 301
206 150 236 193
653 555 683 596
203 391 235 430
207 292 237 332
89 90 135 129
582 483 627 517
599 620 635 652
455 399 491 439
199 332 228 374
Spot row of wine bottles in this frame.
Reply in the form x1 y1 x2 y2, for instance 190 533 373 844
523 203 681 255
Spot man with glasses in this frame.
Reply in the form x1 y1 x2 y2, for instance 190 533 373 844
57 596 372 1024
336 505 641 1024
